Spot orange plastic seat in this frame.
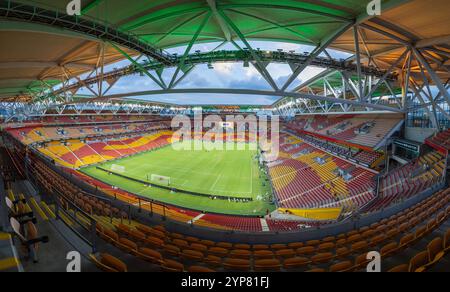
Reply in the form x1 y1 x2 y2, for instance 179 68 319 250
101 229 119 243
305 240 320 246
234 243 251 250
270 244 288 250
254 259 282 271
317 242 335 252
185 236 200 244
135 224 154 236
409 251 428 272
254 250 275 260
275 249 296 259
118 237 138 254
287 242 304 249
388 264 408 272
253 244 270 250
204 255 222 267
172 239 189 249
200 240 215 247
380 242 398 258
351 241 368 253
229 249 252 259
162 259 184 272
216 242 233 249
190 243 208 253
138 247 163 264
181 249 204 261
188 266 216 273
335 247 350 259
354 253 369 271
425 237 444 267
209 247 228 257
129 230 146 242
329 261 353 272
321 236 335 243
311 252 334 264
171 233 185 240
444 229 450 253
297 246 315 255
369 234 386 247
306 268 326 272
144 236 165 249
399 233 415 248
283 257 310 270
223 258 251 271
93 253 127 273
164 244 181 256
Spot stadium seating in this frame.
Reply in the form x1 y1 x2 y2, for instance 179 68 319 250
368 151 446 212
6 118 171 145
34 131 173 168
285 114 403 148
270 134 376 210
20 148 450 272
426 128 450 151
86 187 450 272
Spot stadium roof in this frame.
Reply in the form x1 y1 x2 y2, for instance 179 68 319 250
0 0 449 109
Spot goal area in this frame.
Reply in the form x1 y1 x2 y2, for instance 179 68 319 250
110 164 125 173
150 174 171 186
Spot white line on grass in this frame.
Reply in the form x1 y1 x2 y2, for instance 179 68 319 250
210 174 223 192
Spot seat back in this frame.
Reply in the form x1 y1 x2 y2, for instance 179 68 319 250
388 264 408 272
162 259 184 272
409 251 428 272
427 237 443 261
188 266 215 273
330 261 353 272
254 259 281 271
100 253 128 272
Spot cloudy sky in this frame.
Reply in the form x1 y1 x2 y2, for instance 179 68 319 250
78 41 352 105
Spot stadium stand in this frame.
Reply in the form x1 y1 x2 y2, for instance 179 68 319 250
269 133 377 210
284 114 403 149
367 152 446 212
426 128 450 151
2 117 449 273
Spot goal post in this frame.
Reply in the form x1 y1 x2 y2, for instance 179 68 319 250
150 174 171 186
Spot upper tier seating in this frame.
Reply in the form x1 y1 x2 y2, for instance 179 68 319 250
426 128 450 151
6 120 171 145
285 114 403 148
288 130 384 167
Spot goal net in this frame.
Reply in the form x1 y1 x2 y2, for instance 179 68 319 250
110 164 125 173
150 174 171 186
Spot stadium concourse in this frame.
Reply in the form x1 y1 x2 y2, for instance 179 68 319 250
0 0 449 274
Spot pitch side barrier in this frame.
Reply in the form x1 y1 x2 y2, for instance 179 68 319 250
95 166 254 202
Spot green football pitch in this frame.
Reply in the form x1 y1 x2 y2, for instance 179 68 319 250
81 141 275 216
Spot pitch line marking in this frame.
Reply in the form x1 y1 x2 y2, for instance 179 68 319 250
210 173 223 191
